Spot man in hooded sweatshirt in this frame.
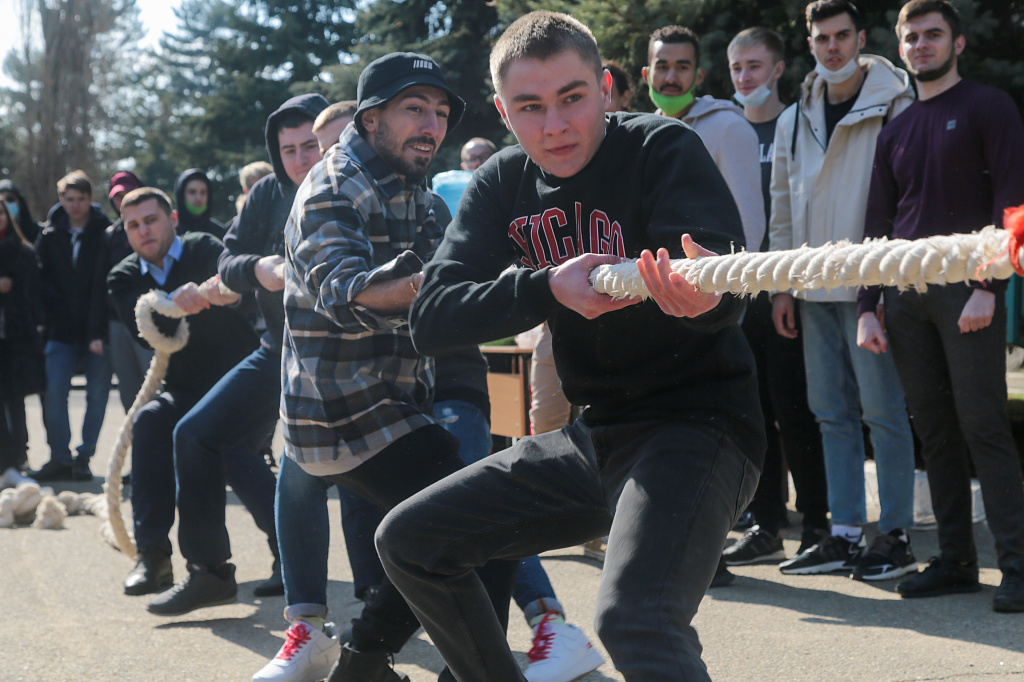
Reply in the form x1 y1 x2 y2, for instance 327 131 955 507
643 24 764 254
31 170 112 482
174 168 226 239
771 0 918 580
144 94 329 616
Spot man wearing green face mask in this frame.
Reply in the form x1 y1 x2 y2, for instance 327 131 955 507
173 168 226 239
643 25 764 257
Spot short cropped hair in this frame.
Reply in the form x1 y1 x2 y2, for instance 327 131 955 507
274 109 315 134
602 60 634 97
57 170 92 197
313 100 358 134
490 11 603 95
728 27 786 64
648 25 701 67
239 161 273 192
806 0 863 32
120 187 173 216
896 0 962 38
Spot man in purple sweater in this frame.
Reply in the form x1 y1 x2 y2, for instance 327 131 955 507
857 0 1024 613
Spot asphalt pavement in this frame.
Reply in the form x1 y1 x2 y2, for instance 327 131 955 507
1 389 1022 681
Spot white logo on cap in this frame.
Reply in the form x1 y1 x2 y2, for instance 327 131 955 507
413 59 433 70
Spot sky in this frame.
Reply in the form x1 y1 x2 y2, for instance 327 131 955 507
0 0 185 85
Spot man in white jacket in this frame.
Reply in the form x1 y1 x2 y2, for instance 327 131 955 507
770 0 918 580
643 25 764 254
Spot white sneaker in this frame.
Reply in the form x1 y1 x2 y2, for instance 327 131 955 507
524 612 604 682
253 620 340 682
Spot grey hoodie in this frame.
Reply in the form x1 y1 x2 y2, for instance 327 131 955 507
681 95 765 252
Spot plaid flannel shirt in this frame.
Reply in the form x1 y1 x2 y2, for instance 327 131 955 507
281 125 443 476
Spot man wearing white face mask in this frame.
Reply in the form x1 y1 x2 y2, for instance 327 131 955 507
718 27 830 573
771 0 919 580
643 25 764 254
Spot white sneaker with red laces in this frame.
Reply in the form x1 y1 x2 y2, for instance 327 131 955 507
524 612 604 682
252 620 340 682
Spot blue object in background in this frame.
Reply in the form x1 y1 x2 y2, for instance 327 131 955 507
432 169 474 215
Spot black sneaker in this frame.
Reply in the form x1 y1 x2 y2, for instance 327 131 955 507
71 458 93 481
327 643 410 682
779 533 866 575
798 527 829 555
852 529 918 581
147 563 237 616
896 557 981 599
254 558 284 597
733 510 756 531
30 460 74 482
993 569 1024 613
723 526 786 566
709 556 735 588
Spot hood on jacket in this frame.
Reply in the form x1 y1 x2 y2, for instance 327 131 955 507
681 95 746 124
0 179 39 241
799 53 912 111
46 201 109 234
108 171 142 216
265 93 330 190
174 168 213 218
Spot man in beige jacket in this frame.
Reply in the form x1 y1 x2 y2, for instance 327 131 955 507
770 0 918 580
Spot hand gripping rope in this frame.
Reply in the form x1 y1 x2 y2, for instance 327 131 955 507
590 207 1024 301
103 279 233 558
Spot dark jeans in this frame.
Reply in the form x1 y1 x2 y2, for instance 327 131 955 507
323 424 518 657
378 418 759 682
886 284 1024 573
742 293 829 533
173 346 280 565
132 390 276 558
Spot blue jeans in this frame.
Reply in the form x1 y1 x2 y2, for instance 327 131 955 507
172 346 279 565
277 454 388 620
44 340 112 464
799 301 915 532
379 418 758 681
435 399 563 622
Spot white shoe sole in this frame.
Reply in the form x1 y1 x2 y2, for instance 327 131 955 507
779 559 855 575
526 647 605 682
724 548 787 566
853 561 919 581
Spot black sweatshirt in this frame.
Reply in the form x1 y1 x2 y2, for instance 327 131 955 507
411 112 764 462
108 232 258 397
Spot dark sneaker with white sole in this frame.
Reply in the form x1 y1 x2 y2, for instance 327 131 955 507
723 526 786 565
896 557 980 599
779 533 866 575
852 529 918 581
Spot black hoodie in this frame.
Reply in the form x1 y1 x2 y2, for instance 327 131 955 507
174 168 226 239
0 180 41 245
36 202 111 345
219 93 328 351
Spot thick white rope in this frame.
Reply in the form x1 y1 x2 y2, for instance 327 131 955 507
590 226 1016 300
0 482 105 529
102 280 233 557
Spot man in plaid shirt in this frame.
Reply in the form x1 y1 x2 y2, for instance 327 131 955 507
281 52 518 682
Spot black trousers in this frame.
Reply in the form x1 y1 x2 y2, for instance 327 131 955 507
886 284 1024 573
742 292 829 533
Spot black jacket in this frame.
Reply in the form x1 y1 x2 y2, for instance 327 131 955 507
108 232 258 397
174 168 226 239
36 203 111 345
219 93 328 351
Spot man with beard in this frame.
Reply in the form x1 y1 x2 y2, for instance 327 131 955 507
281 53 518 681
857 0 1024 612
